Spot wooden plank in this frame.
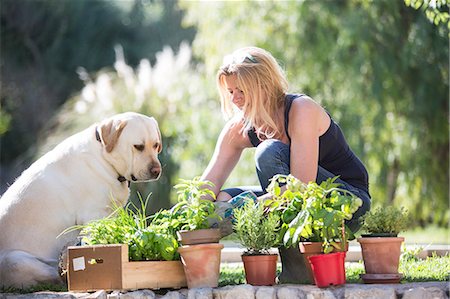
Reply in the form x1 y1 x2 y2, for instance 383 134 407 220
121 260 187 290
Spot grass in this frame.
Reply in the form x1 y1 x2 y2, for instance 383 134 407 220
219 264 247 286
219 253 450 286
400 252 450 282
402 225 449 245
0 283 68 294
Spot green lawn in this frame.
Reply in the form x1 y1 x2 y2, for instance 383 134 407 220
402 225 449 245
219 253 450 286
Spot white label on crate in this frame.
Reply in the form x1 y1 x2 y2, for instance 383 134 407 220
72 256 86 271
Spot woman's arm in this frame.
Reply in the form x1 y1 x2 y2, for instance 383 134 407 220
288 96 330 184
201 118 253 198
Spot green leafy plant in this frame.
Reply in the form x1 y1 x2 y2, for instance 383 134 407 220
63 194 179 261
265 174 363 253
233 200 281 255
361 206 410 236
167 177 221 231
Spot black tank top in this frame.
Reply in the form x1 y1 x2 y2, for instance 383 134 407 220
248 94 369 194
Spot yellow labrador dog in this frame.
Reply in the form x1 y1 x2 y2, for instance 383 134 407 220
0 112 162 288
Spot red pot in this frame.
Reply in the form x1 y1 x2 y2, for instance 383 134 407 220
308 252 346 288
299 241 348 284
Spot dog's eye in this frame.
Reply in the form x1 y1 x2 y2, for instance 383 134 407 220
134 144 145 151
154 142 161 153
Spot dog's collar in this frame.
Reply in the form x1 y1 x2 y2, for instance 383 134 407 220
118 175 130 187
95 126 130 187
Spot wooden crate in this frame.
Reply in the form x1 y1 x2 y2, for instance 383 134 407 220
67 244 187 291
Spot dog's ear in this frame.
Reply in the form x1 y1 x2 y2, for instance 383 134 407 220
99 119 127 153
151 117 162 153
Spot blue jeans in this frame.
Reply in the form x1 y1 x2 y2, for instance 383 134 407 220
222 139 371 233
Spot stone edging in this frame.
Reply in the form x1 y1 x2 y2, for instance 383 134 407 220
1 282 448 299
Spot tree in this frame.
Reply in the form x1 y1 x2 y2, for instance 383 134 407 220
0 0 195 193
180 0 449 226
405 0 450 32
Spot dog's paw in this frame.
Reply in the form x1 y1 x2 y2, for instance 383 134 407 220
58 239 81 283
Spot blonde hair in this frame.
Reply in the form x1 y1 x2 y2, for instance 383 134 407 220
216 47 288 139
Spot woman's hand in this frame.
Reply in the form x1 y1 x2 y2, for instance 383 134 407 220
257 192 274 202
257 184 288 202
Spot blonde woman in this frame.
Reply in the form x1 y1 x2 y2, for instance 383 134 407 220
201 47 370 283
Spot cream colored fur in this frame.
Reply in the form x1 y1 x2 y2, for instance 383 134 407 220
0 112 162 288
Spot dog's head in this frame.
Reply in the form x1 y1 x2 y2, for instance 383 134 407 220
97 112 162 182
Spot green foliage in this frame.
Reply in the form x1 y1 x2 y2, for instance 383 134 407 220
171 177 220 230
127 227 179 261
233 200 281 255
151 177 221 231
149 209 185 236
180 0 449 227
362 206 410 235
218 265 246 287
65 195 179 261
400 253 450 282
2 0 191 72
71 177 220 262
401 244 424 262
266 175 362 253
1 0 196 199
0 283 68 294
345 262 366 283
4 0 448 231
404 0 450 31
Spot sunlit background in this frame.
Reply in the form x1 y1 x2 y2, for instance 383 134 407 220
1 0 448 243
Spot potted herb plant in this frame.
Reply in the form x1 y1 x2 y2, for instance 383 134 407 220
233 200 280 286
357 206 410 284
266 174 363 287
157 177 224 289
63 196 186 291
171 177 222 245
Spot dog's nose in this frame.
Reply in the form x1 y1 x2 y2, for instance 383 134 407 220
150 163 161 178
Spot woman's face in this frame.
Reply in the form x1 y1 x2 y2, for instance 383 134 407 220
224 74 245 110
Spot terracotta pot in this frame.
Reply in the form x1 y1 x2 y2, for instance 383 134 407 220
177 228 221 245
299 241 348 284
178 243 224 288
242 254 278 286
357 236 404 276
